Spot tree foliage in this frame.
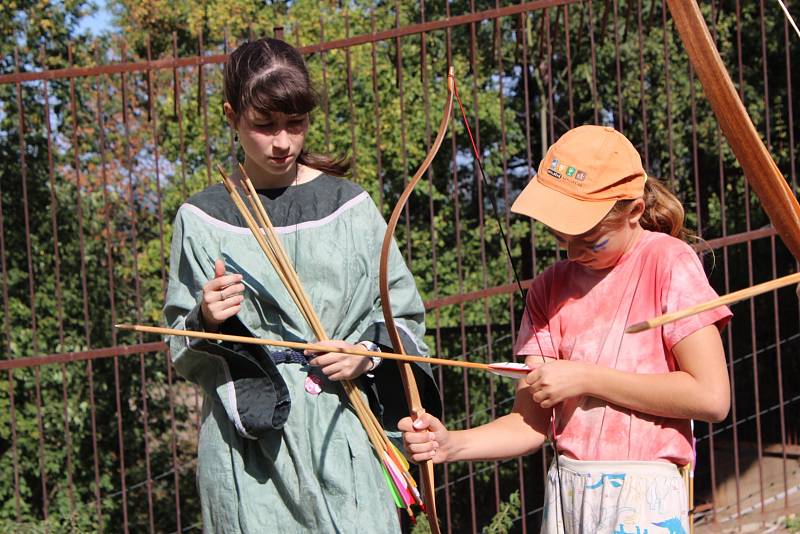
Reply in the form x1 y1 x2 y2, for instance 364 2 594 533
2 0 799 532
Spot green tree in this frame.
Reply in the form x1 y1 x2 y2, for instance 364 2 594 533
3 1 799 531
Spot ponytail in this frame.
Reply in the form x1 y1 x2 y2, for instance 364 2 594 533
606 176 695 242
639 177 693 241
298 149 351 177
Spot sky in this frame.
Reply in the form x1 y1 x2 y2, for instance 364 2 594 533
75 0 115 36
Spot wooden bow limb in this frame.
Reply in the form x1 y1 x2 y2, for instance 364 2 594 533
667 1 800 259
378 66 455 534
666 4 800 532
626 271 800 334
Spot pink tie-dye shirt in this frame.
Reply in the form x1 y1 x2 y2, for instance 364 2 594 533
513 230 731 465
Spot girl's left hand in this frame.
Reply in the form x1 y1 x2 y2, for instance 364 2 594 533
305 340 373 381
524 359 593 408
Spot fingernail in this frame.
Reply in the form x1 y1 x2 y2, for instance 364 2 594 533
428 432 436 440
413 419 425 429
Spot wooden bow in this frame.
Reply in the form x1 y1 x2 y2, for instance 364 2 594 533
378 67 455 533
666 2 800 530
667 1 800 257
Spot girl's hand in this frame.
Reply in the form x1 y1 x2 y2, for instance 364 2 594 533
524 360 593 409
398 413 450 464
305 340 372 381
201 259 245 332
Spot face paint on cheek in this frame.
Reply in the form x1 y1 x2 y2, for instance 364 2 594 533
591 238 610 253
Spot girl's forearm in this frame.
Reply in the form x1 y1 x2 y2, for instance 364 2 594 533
447 412 546 462
582 366 729 422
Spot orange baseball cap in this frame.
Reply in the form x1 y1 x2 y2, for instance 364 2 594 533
510 125 646 235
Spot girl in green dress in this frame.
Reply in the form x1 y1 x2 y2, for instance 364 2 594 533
164 38 439 533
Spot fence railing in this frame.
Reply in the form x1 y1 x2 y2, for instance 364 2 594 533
2 1 799 532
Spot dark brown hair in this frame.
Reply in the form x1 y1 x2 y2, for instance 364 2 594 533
602 176 694 242
223 38 350 176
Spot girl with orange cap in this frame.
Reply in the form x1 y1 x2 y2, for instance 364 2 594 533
400 125 731 534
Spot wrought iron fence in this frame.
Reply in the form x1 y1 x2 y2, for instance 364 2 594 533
1 1 799 532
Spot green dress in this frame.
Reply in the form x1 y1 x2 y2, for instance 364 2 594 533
164 175 439 533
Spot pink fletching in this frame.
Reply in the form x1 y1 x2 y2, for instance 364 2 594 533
487 362 531 378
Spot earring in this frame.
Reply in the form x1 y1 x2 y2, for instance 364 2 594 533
234 133 239 143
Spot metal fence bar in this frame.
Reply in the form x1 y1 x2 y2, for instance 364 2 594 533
564 4 575 130
93 45 112 530
14 46 50 528
588 0 600 124
418 3 449 528
2 2 799 532
172 32 188 199
636 0 650 167
318 13 330 152
42 46 78 519
345 11 358 183
443 8 456 531
395 0 412 266
517 10 535 532
731 0 767 520
370 10 385 211
198 33 212 187
120 40 141 532
780 0 797 506
661 0 676 186
498 7 527 527
463 5 483 530
707 0 744 519
612 0 624 131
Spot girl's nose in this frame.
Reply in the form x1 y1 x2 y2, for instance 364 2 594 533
567 241 583 261
272 129 290 150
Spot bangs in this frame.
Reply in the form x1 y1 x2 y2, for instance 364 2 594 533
242 67 316 117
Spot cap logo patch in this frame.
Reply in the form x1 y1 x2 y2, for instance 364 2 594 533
546 159 563 179
545 158 587 183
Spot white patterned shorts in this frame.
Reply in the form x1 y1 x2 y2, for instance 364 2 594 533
541 456 689 534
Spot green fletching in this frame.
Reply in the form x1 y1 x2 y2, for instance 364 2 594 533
381 462 404 509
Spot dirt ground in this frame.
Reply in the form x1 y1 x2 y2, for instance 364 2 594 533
694 441 800 532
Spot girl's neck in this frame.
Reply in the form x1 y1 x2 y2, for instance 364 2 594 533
623 224 644 253
242 159 321 189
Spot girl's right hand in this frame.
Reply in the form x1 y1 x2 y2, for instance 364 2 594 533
398 413 450 464
201 259 245 332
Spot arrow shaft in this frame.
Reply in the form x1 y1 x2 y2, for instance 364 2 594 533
627 271 800 333
116 323 491 372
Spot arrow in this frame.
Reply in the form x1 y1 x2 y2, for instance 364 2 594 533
115 323 532 379
625 271 800 334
